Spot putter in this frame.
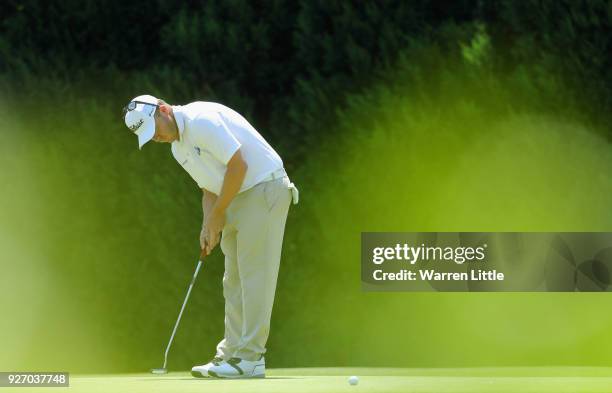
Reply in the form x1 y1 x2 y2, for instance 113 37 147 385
151 257 204 374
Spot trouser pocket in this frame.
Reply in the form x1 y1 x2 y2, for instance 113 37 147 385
263 179 281 211
264 177 296 211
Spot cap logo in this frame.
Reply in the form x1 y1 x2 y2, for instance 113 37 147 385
129 118 144 132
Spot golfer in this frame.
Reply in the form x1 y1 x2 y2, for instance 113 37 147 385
123 95 298 378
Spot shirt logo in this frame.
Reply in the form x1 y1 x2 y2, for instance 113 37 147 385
129 119 144 132
194 146 201 155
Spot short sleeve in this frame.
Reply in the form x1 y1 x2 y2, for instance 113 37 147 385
191 112 241 165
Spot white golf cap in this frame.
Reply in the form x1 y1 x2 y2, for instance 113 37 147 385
124 94 159 149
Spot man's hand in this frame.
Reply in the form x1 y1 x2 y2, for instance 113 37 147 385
200 226 209 256
204 208 226 255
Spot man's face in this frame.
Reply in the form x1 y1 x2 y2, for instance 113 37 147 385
152 105 177 143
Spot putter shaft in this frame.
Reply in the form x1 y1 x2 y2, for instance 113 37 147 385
159 259 203 370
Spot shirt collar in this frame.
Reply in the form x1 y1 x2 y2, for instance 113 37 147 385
172 105 185 142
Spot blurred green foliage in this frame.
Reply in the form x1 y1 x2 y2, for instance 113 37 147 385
1 0 611 374
2 0 609 162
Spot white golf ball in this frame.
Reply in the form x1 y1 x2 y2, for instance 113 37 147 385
348 375 359 386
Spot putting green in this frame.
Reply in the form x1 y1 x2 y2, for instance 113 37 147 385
9 367 612 393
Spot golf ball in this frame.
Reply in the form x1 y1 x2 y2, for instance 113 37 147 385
348 376 359 386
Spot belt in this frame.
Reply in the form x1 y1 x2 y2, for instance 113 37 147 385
261 167 287 182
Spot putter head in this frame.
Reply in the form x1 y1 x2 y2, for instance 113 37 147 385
150 368 168 375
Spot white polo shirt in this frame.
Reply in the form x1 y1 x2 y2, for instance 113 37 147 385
170 102 284 195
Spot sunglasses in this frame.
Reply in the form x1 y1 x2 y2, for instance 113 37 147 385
122 100 158 118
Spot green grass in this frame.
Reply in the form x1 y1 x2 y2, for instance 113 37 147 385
11 368 612 393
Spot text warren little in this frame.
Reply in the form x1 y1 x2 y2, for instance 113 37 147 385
373 269 505 281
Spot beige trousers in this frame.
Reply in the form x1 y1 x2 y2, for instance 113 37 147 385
215 175 292 361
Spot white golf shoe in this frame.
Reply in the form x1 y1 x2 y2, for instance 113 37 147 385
207 355 265 379
191 356 225 378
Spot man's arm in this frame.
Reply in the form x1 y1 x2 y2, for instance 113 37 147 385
200 188 218 253
203 148 248 255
